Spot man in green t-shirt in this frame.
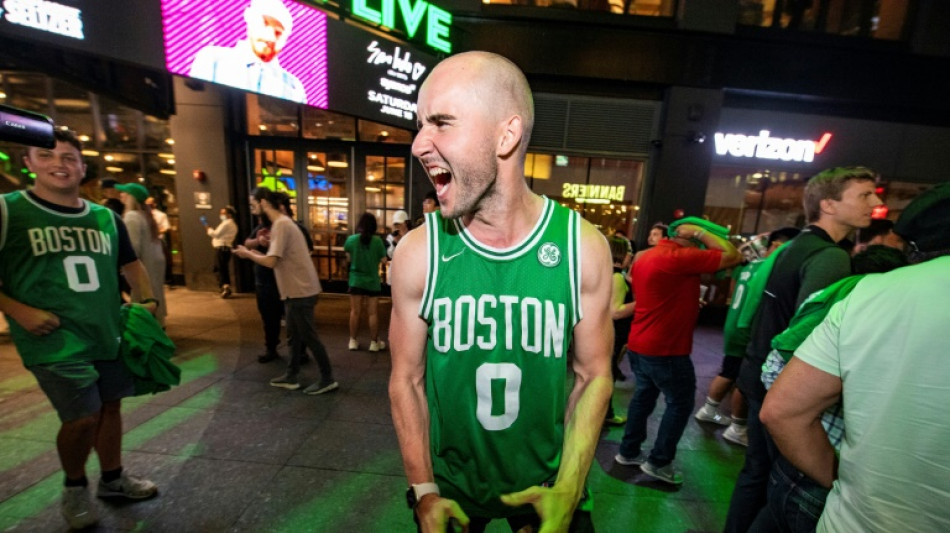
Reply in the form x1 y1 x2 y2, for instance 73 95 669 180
389 52 613 533
0 129 160 529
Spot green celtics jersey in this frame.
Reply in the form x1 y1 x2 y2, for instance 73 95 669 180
419 197 582 518
721 243 787 357
0 191 121 366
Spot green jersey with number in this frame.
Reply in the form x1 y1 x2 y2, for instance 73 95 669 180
0 191 121 366
722 244 787 357
419 197 582 518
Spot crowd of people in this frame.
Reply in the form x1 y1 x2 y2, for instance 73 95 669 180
1 50 948 532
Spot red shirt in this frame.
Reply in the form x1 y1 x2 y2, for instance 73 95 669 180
627 240 722 356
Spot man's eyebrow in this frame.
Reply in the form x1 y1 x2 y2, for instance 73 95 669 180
421 113 456 124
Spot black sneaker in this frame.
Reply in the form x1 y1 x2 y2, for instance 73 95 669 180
257 351 279 363
303 381 339 395
269 373 300 390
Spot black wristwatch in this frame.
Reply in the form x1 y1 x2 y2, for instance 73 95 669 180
405 483 440 509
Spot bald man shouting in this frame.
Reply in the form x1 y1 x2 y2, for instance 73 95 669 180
389 51 613 533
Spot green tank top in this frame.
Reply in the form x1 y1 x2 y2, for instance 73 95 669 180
419 197 582 517
0 191 121 365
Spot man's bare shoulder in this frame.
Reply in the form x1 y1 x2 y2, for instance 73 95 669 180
391 225 429 294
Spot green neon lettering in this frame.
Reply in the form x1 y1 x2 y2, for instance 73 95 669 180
352 0 382 25
398 0 428 39
426 4 452 54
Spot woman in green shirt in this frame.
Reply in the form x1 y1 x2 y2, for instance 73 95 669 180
344 213 389 352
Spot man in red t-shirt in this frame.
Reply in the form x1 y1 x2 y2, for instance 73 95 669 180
615 221 741 485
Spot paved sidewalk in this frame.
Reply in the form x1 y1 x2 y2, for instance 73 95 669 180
0 288 744 532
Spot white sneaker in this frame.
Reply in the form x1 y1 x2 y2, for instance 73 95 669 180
641 461 684 485
614 451 648 466
348 339 359 350
369 340 386 352
694 404 731 426
62 486 99 529
97 472 158 500
723 424 749 447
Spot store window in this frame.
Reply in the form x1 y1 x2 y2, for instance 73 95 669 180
483 0 676 16
247 94 413 144
359 120 413 144
302 108 357 141
526 153 645 239
704 166 808 236
738 0 910 40
246 93 300 137
365 155 407 231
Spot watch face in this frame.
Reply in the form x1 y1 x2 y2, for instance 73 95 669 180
405 487 416 509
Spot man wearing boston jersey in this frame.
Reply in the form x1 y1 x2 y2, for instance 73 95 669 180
389 52 614 532
0 129 159 529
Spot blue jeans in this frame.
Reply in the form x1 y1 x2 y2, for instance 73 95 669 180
751 455 829 533
724 395 779 533
618 351 695 467
284 295 333 381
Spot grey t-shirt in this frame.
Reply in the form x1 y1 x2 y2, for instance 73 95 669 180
266 215 322 299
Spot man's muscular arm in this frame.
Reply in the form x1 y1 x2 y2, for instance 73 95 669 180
388 228 469 533
502 220 614 532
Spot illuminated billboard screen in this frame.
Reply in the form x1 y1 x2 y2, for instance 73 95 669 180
161 0 328 108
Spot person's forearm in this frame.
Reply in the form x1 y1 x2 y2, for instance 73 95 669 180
240 249 277 269
0 290 30 322
555 372 612 503
389 378 435 483
767 416 837 488
122 260 155 302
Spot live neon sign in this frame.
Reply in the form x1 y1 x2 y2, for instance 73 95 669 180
349 0 451 54
714 130 832 163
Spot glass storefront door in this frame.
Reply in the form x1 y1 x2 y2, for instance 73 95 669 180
248 142 412 290
305 149 351 281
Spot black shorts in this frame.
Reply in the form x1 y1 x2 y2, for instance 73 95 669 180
348 286 381 297
719 355 743 380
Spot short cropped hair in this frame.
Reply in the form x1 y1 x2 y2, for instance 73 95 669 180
803 166 877 223
608 237 629 264
768 227 801 247
50 128 83 153
855 218 894 245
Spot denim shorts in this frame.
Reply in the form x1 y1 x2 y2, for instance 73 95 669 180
28 359 135 422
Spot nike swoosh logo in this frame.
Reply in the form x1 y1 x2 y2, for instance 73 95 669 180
441 250 464 262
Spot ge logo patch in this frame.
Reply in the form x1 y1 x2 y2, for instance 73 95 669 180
537 242 561 267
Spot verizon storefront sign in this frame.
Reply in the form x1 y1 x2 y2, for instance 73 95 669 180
714 130 832 163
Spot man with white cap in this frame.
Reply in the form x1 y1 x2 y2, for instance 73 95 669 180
762 182 950 532
190 0 306 103
386 209 411 259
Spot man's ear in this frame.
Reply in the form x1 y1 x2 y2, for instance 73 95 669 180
496 115 524 159
819 197 837 216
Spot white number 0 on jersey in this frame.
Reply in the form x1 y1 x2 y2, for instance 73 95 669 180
475 363 522 431
64 256 101 292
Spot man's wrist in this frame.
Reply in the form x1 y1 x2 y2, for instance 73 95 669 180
406 482 440 509
139 297 160 308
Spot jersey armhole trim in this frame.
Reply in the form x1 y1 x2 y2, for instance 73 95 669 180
0 194 8 251
419 211 438 319
568 210 582 326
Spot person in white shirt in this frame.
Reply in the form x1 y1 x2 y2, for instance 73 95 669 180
203 206 238 298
